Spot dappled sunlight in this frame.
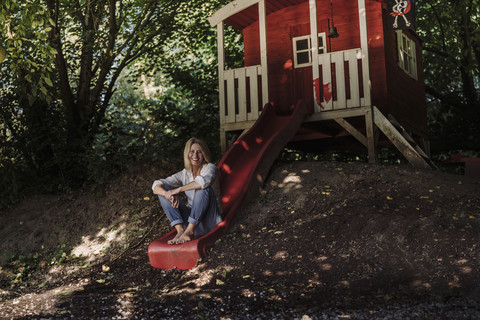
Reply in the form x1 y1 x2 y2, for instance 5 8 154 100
283 59 293 70
448 275 462 288
274 171 303 193
321 263 332 271
71 222 128 262
316 255 329 262
240 140 249 151
262 269 273 276
282 174 301 184
221 163 232 174
339 280 350 287
222 195 231 205
0 281 90 317
161 265 236 298
411 279 432 289
241 288 256 298
272 250 288 260
461 266 472 274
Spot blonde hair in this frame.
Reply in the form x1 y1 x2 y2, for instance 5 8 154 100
183 137 212 173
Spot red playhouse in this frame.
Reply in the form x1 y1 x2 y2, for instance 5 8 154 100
148 0 432 269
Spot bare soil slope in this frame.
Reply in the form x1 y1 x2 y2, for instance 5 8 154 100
1 161 479 319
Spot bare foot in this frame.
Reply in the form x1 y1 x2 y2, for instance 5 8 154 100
168 225 185 244
167 232 183 244
174 231 193 244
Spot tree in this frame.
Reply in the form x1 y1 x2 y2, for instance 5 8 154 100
1 0 181 182
417 0 480 150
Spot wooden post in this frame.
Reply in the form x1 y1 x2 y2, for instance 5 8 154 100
259 0 269 107
358 0 371 106
217 22 225 126
217 22 227 151
309 0 321 112
365 106 376 164
220 128 227 153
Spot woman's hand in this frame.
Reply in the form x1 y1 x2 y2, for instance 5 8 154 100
164 187 182 208
170 194 179 208
164 187 181 199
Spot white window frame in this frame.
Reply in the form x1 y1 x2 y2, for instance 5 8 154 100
293 33 327 68
396 30 417 80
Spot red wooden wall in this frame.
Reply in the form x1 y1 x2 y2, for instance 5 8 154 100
242 0 361 111
384 26 428 137
238 0 427 137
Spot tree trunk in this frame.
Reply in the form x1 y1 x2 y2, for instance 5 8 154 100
456 0 478 105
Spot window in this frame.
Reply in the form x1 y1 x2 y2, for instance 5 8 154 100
396 30 417 80
293 33 327 68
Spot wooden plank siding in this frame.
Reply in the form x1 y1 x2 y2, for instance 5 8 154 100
384 25 428 137
242 0 363 112
364 1 388 116
211 0 428 152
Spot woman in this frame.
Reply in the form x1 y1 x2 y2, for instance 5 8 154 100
152 138 223 244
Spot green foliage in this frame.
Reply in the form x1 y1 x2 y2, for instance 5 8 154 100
417 0 480 152
89 0 232 176
2 0 477 208
0 0 57 104
0 0 190 205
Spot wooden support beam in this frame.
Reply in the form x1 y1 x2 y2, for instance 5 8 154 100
222 120 256 132
220 128 227 153
334 118 368 147
387 114 429 159
220 121 256 152
373 107 430 169
365 107 376 164
304 107 368 122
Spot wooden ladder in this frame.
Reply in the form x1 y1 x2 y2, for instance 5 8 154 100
372 106 435 169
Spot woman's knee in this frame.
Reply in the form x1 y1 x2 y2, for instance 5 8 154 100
196 186 213 197
158 195 170 208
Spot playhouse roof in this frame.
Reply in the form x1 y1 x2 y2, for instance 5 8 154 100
208 0 306 29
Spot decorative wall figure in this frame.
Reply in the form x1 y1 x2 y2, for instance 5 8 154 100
388 0 416 30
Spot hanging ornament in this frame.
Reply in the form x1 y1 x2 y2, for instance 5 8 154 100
328 0 339 38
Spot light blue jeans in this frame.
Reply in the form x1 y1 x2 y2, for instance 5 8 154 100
158 184 222 236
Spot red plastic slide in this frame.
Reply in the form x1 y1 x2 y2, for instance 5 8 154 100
148 100 308 269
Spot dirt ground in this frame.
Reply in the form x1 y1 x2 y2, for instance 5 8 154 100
1 160 480 319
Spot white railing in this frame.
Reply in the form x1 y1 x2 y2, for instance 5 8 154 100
315 48 370 111
220 65 263 125
220 48 371 125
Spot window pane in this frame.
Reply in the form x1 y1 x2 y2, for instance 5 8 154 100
296 39 309 51
297 52 310 64
318 36 323 47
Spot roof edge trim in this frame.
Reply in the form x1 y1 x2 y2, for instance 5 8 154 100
208 0 261 27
